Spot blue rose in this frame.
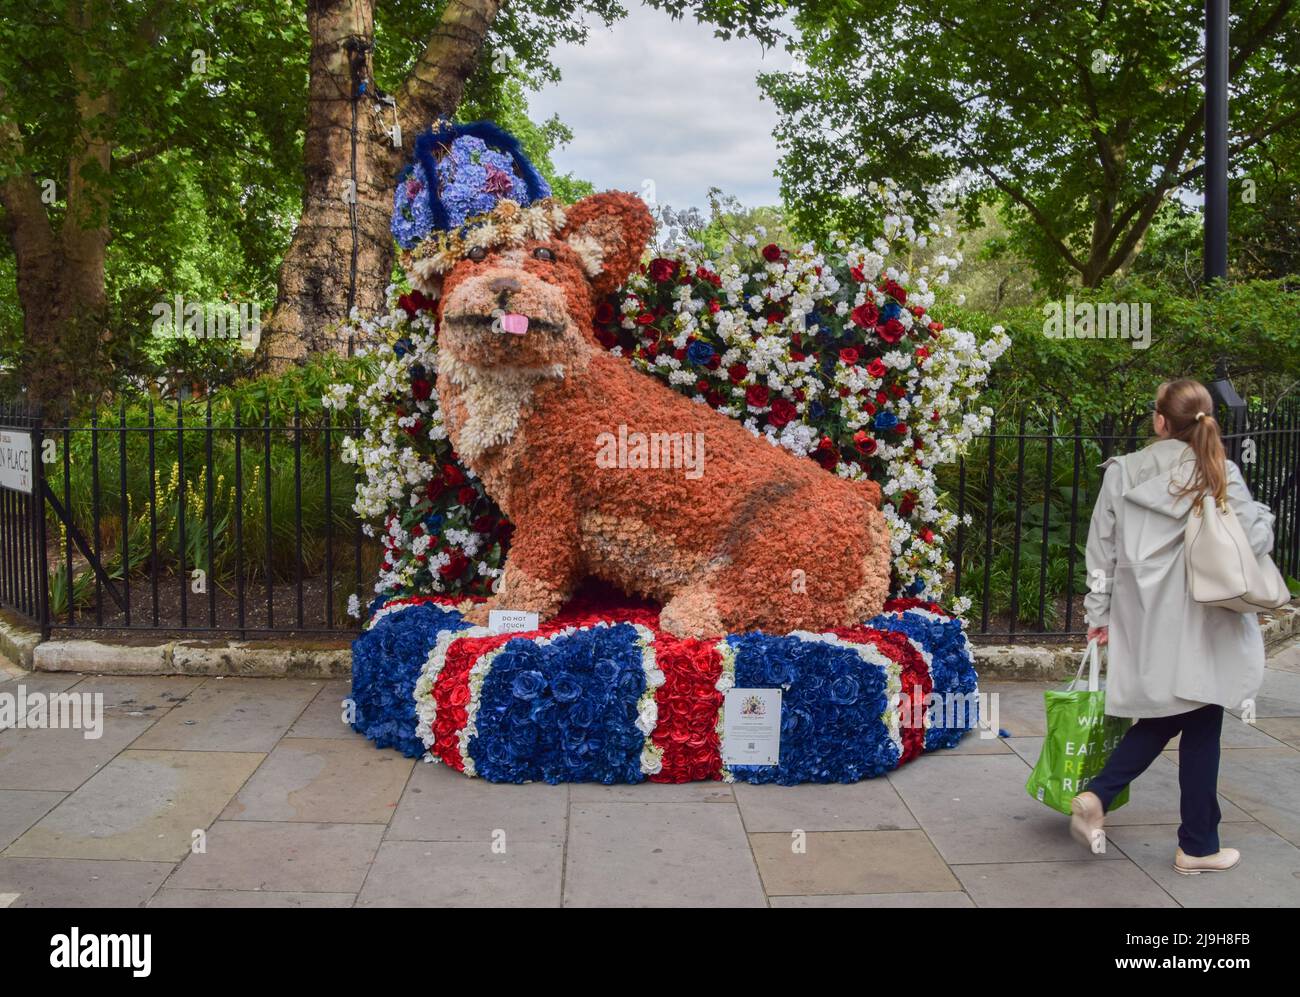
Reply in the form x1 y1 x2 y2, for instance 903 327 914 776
829 675 860 705
551 671 583 703
874 411 898 432
511 670 546 701
687 340 715 366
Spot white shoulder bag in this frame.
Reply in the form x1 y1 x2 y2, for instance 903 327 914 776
1184 494 1290 613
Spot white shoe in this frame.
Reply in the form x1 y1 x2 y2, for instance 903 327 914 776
1174 847 1240 875
1069 791 1105 851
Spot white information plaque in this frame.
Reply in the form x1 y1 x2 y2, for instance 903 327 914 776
0 430 33 495
488 609 540 634
722 687 782 766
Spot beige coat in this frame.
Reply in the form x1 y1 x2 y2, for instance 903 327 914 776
1084 438 1272 719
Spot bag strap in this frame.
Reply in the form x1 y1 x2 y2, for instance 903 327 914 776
1067 639 1102 692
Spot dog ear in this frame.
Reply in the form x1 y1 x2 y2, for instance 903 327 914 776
559 191 654 296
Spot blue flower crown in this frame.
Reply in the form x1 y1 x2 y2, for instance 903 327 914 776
392 120 552 250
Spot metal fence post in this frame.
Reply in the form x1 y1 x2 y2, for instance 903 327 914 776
32 409 51 639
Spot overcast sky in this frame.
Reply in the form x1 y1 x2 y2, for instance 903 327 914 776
527 6 797 213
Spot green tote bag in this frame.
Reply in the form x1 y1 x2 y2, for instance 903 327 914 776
1026 640 1131 815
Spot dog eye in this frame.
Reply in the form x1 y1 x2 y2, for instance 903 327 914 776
533 246 556 262
467 246 487 261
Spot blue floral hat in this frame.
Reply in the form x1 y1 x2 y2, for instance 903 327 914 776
392 120 553 251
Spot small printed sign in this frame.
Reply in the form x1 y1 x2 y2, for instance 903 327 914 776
0 430 33 495
488 609 540 635
722 687 782 766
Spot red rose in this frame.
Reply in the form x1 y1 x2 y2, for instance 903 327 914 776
882 278 908 304
648 258 677 283
899 492 917 517
761 243 782 262
769 398 797 427
397 290 434 317
705 390 724 408
877 318 905 343
471 515 496 533
411 378 432 401
839 347 860 366
708 299 721 314
728 363 749 384
594 327 618 349
439 551 469 579
915 346 930 361
889 383 906 398
850 302 879 328
853 430 878 456
867 358 887 378
919 528 935 544
594 301 617 324
745 384 770 408
442 464 465 486
457 486 477 506
636 312 654 325
849 265 866 282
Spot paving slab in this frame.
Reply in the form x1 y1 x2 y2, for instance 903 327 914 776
1004 736 1250 826
4 749 262 861
1105 822 1300 907
357 839 563 907
1253 717 1300 750
887 752 1124 864
1230 667 1300 719
168 819 384 893
569 780 734 803
0 790 65 850
223 737 412 824
1199 746 1300 847
148 888 354 908
750 829 959 896
67 675 204 717
1265 645 1300 674
564 801 766 907
955 858 1179 907
131 677 321 752
0 716 154 792
388 761 567 842
0 856 173 908
978 682 1050 737
735 780 918 832
770 891 975 908
287 681 355 739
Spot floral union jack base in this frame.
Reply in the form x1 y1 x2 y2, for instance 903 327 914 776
350 591 980 785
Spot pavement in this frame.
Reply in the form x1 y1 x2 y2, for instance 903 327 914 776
1 643 1298 908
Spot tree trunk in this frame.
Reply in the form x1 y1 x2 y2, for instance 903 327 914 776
259 0 501 372
0 9 113 414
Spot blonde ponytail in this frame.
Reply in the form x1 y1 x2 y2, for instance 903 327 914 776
1156 379 1228 504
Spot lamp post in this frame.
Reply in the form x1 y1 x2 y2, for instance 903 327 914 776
1204 0 1229 283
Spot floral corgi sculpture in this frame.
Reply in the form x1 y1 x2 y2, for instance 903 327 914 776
417 190 891 638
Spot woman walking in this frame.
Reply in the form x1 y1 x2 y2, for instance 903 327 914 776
1072 378 1274 874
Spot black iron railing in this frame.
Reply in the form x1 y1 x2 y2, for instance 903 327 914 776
0 396 1295 644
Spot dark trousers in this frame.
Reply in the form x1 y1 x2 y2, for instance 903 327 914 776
1087 703 1224 857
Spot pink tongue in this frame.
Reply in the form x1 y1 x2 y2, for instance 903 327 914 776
500 312 529 335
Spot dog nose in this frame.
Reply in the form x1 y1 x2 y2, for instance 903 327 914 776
487 276 521 294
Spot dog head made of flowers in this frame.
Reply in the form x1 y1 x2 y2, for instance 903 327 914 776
394 120 653 371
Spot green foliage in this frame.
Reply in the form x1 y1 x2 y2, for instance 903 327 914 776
43 353 376 612
940 277 1300 418
762 1 1300 289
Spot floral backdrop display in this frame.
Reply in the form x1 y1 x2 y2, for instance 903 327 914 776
328 180 1010 619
